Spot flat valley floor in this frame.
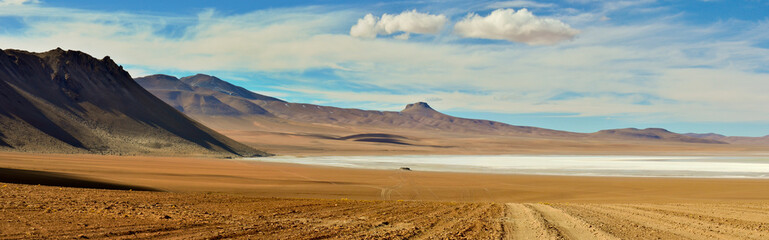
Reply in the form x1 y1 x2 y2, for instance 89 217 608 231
2 152 769 239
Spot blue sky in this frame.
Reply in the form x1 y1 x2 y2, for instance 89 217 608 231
1 0 768 136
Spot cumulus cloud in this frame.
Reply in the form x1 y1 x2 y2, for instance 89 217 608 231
454 8 579 45
350 10 447 39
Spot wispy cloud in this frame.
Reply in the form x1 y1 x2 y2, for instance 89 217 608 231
486 1 556 9
0 0 38 6
0 1 767 125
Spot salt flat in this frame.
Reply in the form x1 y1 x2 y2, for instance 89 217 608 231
250 155 769 178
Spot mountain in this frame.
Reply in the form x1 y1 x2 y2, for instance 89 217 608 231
592 128 726 144
138 75 580 137
135 74 273 116
180 74 284 102
684 133 769 145
0 48 267 157
138 74 730 147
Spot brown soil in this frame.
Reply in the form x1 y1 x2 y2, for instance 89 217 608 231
0 183 505 239
2 183 768 239
3 152 769 239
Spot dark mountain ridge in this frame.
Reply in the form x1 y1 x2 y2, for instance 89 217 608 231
0 48 267 156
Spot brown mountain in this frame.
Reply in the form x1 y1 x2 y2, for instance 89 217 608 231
137 75 579 137
179 74 284 102
592 128 726 144
135 74 273 116
0 48 267 157
684 133 769 145
137 74 732 149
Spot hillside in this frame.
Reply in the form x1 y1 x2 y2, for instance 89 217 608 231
135 74 738 156
685 133 769 145
592 128 726 144
137 74 592 137
137 74 591 137
0 48 267 157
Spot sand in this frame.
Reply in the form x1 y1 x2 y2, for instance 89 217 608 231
3 152 769 239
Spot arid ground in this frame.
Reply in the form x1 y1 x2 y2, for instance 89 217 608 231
3 183 769 239
2 152 769 239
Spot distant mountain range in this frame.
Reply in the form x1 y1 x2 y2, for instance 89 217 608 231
0 48 267 157
2 47 762 158
136 74 578 137
684 133 769 145
136 74 741 145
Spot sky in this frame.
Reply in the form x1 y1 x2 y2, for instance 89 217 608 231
0 0 768 136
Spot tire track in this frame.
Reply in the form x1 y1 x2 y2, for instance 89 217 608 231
527 203 618 240
410 203 498 240
503 203 556 240
6 183 769 240
351 203 449 239
610 204 768 240
623 204 769 238
646 203 769 225
584 204 763 239
554 204 683 239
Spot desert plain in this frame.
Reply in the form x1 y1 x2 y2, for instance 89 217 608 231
2 151 769 239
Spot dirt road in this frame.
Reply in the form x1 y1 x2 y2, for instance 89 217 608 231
2 183 769 240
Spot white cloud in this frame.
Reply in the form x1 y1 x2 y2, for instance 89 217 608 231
454 8 579 45
393 32 410 40
349 13 378 38
350 10 447 39
0 0 38 6
1 3 768 124
486 1 556 9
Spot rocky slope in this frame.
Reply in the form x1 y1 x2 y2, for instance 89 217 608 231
0 48 267 157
